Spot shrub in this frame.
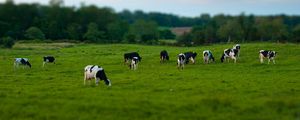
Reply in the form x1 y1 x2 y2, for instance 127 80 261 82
0 37 15 48
25 27 45 40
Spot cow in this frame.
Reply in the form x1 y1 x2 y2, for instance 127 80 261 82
124 52 142 64
259 50 277 64
43 56 55 67
84 65 111 86
160 50 169 63
177 53 186 69
184 52 197 64
233 44 241 57
14 58 31 68
221 49 238 63
203 50 215 64
129 57 139 70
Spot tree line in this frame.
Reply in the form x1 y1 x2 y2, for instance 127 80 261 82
0 0 300 48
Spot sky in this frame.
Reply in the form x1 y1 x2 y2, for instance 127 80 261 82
1 0 300 17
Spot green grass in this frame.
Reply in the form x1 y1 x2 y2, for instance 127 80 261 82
0 43 299 120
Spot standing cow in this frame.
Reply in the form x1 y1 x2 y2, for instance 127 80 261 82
84 65 111 86
221 49 238 63
259 50 277 64
177 53 186 69
14 58 31 68
184 52 197 64
43 56 55 67
124 52 142 63
160 50 169 63
203 50 215 64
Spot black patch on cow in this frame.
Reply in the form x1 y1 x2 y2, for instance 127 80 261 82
224 49 231 56
260 50 269 57
20 58 31 68
96 69 107 80
232 49 238 57
220 54 225 63
44 56 55 63
160 50 169 61
124 52 142 63
184 52 197 64
90 65 97 73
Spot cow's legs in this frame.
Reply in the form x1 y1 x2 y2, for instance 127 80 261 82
260 55 264 63
43 62 46 67
95 78 100 86
268 59 270 64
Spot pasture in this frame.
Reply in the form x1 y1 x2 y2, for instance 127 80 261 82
0 43 299 120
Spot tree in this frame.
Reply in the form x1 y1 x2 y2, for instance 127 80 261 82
107 21 129 43
25 27 45 40
292 24 300 42
83 22 104 43
129 20 159 44
217 19 242 43
159 29 175 39
66 23 82 40
177 32 193 46
0 36 15 48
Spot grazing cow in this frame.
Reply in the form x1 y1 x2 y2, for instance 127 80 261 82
184 52 197 64
43 56 55 67
129 57 139 70
233 44 241 57
124 52 142 63
177 53 186 69
259 50 277 64
221 49 238 63
160 50 169 63
14 58 31 68
203 50 215 64
84 65 111 86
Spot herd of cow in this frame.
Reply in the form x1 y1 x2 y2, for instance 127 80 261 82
12 44 277 87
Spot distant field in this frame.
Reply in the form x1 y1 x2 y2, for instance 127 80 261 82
0 43 299 120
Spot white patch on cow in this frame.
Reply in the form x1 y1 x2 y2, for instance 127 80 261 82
177 53 185 70
130 57 138 70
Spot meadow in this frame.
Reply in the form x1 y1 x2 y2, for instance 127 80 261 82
0 42 299 120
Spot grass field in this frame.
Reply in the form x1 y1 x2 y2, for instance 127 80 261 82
0 43 299 120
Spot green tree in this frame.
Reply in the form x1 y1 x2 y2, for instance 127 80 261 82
66 23 81 40
83 22 104 43
217 19 242 43
107 21 129 43
292 24 300 42
129 20 159 44
0 36 15 48
159 29 175 39
25 27 45 40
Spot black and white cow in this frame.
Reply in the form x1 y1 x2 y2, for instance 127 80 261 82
203 50 215 64
177 53 186 69
129 57 139 70
184 52 197 64
84 65 111 86
14 58 31 68
124 52 142 63
43 56 55 67
160 50 169 63
233 44 241 57
259 50 277 64
221 49 238 63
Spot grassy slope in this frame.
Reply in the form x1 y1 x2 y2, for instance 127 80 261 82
0 43 299 120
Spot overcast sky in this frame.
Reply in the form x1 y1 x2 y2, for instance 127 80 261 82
1 0 299 17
